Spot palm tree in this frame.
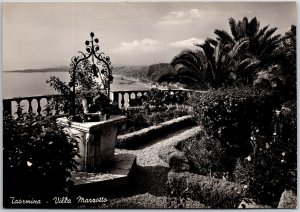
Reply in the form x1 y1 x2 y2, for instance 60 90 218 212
158 49 208 89
195 36 249 88
159 17 283 89
278 25 296 97
225 17 282 85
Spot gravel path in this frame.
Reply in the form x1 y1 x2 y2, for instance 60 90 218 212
83 125 206 208
115 125 203 167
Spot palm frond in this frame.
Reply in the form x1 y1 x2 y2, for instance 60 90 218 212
229 17 239 40
214 29 234 44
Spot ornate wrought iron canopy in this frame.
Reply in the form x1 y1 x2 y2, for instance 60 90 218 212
69 32 113 116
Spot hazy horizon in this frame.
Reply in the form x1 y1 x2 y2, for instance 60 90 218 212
3 2 296 71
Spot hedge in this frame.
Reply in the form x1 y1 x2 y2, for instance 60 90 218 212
188 87 278 172
167 171 247 208
116 115 195 149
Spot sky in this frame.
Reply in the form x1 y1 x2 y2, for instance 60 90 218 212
2 2 296 70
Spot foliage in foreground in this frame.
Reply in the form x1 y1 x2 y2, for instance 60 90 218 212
189 88 277 172
233 101 297 206
3 111 79 205
185 88 296 206
167 171 247 208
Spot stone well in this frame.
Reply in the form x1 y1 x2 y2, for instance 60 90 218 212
57 116 127 172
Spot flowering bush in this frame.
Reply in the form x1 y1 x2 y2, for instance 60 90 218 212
178 130 226 178
3 110 79 206
133 88 189 110
234 101 297 206
188 88 277 172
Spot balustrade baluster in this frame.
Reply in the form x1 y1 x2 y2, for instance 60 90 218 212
143 92 148 101
128 92 133 106
45 97 52 115
15 100 22 115
113 92 119 105
28 99 33 113
36 98 42 115
120 92 125 108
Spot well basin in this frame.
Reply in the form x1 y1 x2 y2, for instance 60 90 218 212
57 116 126 172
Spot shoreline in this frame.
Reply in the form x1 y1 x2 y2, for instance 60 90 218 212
114 74 186 91
3 72 189 99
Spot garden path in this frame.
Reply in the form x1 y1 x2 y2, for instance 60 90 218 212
115 125 202 167
100 125 205 208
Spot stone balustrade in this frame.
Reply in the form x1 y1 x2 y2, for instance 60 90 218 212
3 94 64 116
3 89 194 116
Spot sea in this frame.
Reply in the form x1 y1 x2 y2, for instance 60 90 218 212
2 71 151 113
2 71 150 99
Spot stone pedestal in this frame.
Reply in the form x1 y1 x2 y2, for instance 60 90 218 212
57 116 126 172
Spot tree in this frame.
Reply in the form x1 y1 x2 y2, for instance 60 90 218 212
277 25 296 98
158 49 208 89
195 36 249 88
159 17 286 89
228 17 282 85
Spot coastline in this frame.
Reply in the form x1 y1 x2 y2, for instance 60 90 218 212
113 74 186 91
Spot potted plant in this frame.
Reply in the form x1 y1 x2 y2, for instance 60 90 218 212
47 32 126 172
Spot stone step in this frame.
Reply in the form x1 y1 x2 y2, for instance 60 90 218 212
69 153 137 195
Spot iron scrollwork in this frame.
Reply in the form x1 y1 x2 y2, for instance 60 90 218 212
69 32 114 117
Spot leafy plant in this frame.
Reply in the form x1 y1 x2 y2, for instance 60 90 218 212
119 106 188 135
47 59 113 122
47 32 117 122
233 101 297 206
189 88 276 168
3 109 79 205
167 171 247 208
179 131 226 178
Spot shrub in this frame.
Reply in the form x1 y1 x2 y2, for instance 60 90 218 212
119 107 149 135
141 88 189 111
119 107 188 135
178 131 227 178
3 110 79 206
233 101 297 206
167 171 247 208
117 115 194 149
188 87 278 172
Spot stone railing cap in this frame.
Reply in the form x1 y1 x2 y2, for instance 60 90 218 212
57 116 127 133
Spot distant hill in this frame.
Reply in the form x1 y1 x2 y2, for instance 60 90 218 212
5 63 174 83
114 63 174 83
6 67 69 73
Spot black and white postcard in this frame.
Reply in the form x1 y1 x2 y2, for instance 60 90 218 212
2 1 297 209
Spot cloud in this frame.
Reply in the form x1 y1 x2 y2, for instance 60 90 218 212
113 39 165 53
154 9 204 27
170 38 205 48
